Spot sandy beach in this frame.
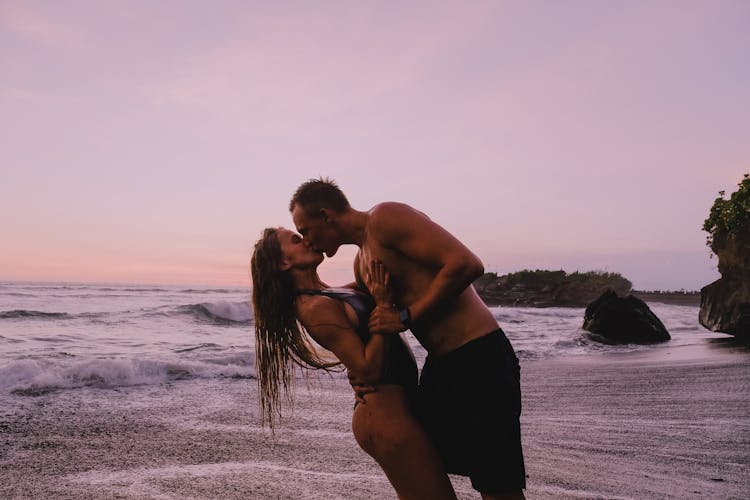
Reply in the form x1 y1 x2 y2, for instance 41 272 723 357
2 340 748 500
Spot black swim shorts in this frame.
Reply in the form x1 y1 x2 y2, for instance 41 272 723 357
416 329 526 494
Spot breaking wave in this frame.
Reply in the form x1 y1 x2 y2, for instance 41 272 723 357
178 301 254 324
1 356 256 396
0 301 254 325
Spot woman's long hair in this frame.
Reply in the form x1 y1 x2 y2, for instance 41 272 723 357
250 227 339 429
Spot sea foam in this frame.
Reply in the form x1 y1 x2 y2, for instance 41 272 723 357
0 357 256 395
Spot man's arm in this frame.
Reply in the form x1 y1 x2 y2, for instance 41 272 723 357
367 202 484 334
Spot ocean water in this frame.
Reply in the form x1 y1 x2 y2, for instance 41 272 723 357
0 281 721 396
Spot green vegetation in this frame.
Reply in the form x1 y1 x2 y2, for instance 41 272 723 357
473 271 501 290
474 269 632 307
703 173 750 250
495 269 631 294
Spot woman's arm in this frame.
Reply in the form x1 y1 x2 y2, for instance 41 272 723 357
347 260 394 397
304 261 394 390
299 297 387 382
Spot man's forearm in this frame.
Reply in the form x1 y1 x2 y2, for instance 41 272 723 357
408 255 483 323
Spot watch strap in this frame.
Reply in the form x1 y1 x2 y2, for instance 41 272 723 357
398 307 412 329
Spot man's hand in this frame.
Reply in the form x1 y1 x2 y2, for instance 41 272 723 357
348 370 377 404
368 305 406 335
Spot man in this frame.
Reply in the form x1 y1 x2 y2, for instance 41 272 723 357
290 178 525 500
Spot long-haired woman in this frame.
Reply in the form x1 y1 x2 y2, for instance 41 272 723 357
251 227 456 499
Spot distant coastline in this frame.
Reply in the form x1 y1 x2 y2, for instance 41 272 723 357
474 270 701 307
629 290 701 306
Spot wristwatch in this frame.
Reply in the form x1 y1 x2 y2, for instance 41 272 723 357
398 307 412 330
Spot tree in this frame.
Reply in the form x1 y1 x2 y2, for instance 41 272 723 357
703 173 750 252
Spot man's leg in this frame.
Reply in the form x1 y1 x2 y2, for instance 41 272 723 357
417 331 526 496
424 330 525 496
464 331 526 496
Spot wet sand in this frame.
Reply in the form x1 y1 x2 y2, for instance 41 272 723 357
1 343 748 499
521 343 750 499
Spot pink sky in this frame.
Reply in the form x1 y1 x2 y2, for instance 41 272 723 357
1 1 748 290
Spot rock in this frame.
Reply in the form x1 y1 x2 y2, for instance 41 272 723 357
583 290 671 343
699 232 750 339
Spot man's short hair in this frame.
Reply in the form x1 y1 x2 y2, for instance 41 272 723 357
289 177 351 216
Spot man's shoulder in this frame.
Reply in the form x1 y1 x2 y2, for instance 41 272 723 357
369 201 413 217
368 202 426 231
366 203 409 245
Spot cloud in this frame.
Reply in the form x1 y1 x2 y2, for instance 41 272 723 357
136 2 495 127
0 2 84 48
0 86 74 106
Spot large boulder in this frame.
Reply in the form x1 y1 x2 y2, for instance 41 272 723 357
583 290 671 343
699 232 750 339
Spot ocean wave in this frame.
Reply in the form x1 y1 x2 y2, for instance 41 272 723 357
5 285 85 292
0 284 244 294
0 309 118 322
177 301 254 325
0 357 256 396
0 334 24 343
174 343 222 353
0 310 70 319
30 293 139 300
0 301 253 325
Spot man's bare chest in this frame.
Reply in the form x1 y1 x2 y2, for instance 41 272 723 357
356 244 419 299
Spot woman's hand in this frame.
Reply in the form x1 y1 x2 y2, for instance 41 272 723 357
365 260 392 307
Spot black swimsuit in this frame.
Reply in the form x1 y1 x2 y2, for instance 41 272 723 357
296 288 418 393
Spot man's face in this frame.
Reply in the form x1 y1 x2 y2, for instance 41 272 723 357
291 203 341 257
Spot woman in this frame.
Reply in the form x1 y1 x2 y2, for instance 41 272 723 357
251 227 456 499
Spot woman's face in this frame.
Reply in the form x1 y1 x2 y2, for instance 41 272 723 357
276 228 324 270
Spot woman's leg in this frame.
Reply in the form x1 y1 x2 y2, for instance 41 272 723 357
352 385 456 500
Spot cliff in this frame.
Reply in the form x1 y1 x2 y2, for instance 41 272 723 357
699 174 750 339
699 231 750 338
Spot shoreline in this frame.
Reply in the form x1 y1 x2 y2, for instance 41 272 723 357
630 290 701 306
2 347 748 499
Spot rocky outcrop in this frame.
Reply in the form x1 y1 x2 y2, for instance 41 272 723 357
699 232 750 339
475 270 632 308
583 290 670 343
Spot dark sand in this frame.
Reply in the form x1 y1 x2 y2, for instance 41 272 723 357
2 343 748 499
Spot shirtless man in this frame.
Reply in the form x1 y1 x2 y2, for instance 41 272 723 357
290 178 526 500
